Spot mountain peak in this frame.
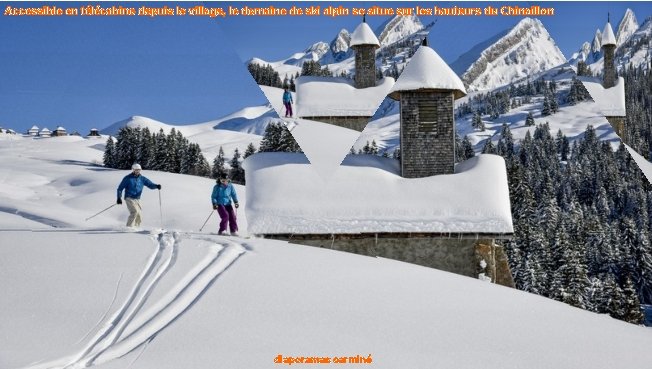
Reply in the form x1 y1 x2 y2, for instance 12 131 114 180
454 17 565 91
592 29 603 52
376 15 424 46
616 8 639 45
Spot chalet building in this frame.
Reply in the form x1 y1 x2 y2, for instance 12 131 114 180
39 127 51 138
245 39 515 287
580 16 627 142
52 126 67 137
295 17 393 132
87 128 101 137
27 126 39 136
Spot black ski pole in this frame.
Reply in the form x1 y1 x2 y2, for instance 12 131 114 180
199 210 215 232
86 204 117 221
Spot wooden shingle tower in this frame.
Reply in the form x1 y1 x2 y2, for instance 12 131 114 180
388 38 467 178
601 14 618 89
350 15 380 89
601 14 627 140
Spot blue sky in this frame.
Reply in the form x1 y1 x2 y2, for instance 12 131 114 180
0 1 269 135
1 1 650 135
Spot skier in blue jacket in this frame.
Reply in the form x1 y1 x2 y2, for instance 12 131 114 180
211 175 239 235
117 163 161 228
282 87 293 118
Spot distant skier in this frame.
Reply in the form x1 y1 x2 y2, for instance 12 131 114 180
282 87 293 118
116 163 161 228
211 175 239 236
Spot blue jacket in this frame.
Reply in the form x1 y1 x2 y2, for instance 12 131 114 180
211 182 238 206
282 91 293 104
117 173 158 200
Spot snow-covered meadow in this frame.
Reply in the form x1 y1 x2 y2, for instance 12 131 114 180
1 134 652 369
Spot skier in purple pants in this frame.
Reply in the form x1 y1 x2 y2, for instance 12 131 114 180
282 87 293 118
211 175 239 236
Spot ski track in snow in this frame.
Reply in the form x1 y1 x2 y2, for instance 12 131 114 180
73 273 124 347
21 231 246 369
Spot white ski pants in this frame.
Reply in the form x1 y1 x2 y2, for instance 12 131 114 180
125 198 142 227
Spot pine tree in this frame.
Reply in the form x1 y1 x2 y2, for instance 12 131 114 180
229 148 245 184
137 128 153 170
550 93 559 113
212 147 227 179
150 129 168 171
500 124 515 158
462 136 475 160
482 139 495 154
370 140 379 155
259 123 283 152
622 277 645 324
542 95 551 116
103 137 116 168
472 112 485 131
525 112 535 126
243 142 257 159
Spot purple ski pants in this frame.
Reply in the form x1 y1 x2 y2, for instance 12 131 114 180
217 204 238 233
284 102 293 117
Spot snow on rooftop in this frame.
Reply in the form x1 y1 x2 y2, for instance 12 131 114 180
579 76 626 116
389 46 467 100
296 76 394 117
602 21 617 46
243 152 513 234
350 21 380 47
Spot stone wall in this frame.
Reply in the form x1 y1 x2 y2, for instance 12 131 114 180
400 90 455 178
602 44 617 89
265 234 515 288
353 45 377 89
301 116 370 132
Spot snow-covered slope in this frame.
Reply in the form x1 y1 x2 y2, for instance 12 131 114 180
358 65 620 154
454 18 566 92
2 137 652 369
100 106 282 160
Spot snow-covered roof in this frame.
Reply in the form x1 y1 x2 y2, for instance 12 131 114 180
579 76 626 116
602 21 617 46
55 126 66 131
389 46 467 100
29 125 39 131
296 76 394 117
350 21 380 47
40 127 51 133
243 153 513 235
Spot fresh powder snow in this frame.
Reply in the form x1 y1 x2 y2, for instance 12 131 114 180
2 122 652 369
